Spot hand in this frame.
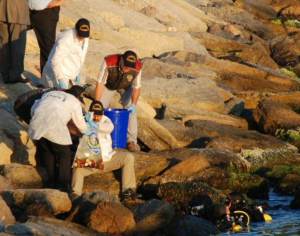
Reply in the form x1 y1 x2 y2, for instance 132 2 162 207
128 104 136 114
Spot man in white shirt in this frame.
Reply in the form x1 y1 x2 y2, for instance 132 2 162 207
29 85 88 191
28 0 63 72
71 100 137 200
94 50 142 152
41 18 90 89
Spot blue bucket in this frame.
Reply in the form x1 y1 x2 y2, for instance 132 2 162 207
104 108 130 149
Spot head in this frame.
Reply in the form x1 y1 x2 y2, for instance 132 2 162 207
65 85 86 103
89 100 104 122
120 50 138 73
75 18 90 40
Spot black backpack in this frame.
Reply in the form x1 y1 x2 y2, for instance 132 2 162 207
14 88 55 124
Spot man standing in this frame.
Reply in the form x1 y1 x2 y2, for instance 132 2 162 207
28 0 64 73
29 86 87 191
42 18 90 89
0 0 30 83
95 50 142 152
72 101 137 200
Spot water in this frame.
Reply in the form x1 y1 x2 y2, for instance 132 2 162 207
221 191 300 235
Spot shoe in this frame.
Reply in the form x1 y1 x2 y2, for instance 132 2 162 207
127 142 140 152
4 77 30 84
121 189 141 201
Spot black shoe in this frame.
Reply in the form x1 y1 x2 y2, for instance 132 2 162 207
121 189 141 201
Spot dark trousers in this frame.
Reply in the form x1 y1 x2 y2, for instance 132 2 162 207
30 7 60 72
35 137 72 191
0 22 27 82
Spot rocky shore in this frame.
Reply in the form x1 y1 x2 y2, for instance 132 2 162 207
1 0 300 235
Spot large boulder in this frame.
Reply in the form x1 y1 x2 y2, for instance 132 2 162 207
1 189 72 221
254 92 300 135
5 217 105 236
0 176 12 191
166 215 218 236
132 199 175 236
0 108 36 166
0 164 42 189
72 201 135 235
0 196 15 225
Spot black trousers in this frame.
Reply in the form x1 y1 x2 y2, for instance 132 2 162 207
30 7 60 72
35 137 72 191
0 22 27 82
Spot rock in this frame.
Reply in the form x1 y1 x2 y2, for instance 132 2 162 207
291 189 300 209
254 92 300 135
0 164 42 188
166 215 218 236
270 32 300 68
73 201 135 235
1 189 72 221
157 119 297 166
5 217 104 236
83 152 170 196
0 109 36 166
0 176 12 191
192 32 278 69
133 199 175 235
142 58 231 116
270 0 300 20
156 148 249 183
277 174 300 195
157 181 225 209
0 196 15 225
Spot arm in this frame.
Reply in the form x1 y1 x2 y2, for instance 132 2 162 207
47 0 64 8
95 61 108 101
71 103 88 134
131 88 141 105
98 117 114 134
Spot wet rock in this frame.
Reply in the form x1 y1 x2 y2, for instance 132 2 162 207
291 189 300 209
132 199 175 236
73 201 135 235
1 189 71 221
166 215 218 236
157 180 225 210
277 174 300 195
5 216 104 236
0 196 15 225
0 164 42 188
83 152 170 196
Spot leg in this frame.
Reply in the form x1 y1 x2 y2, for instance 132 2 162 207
35 138 56 187
103 150 136 192
120 87 138 144
8 23 27 81
30 8 59 71
71 167 98 195
48 142 73 191
0 22 10 81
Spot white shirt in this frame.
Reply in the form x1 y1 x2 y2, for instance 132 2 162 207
42 29 89 89
95 115 115 162
97 60 142 89
28 0 51 10
29 91 87 145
